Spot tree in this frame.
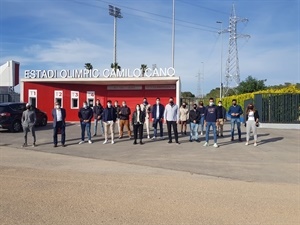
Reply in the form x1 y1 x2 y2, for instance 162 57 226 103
140 64 147 77
181 92 195 98
84 63 93 70
236 75 266 94
111 62 121 72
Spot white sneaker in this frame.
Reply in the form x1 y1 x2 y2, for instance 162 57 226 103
200 132 203 136
103 140 107 144
151 136 156 140
254 143 257 146
147 135 150 139
88 140 92 144
213 143 218 148
203 142 209 147
245 142 249 146
160 136 164 140
78 141 84 144
111 140 115 144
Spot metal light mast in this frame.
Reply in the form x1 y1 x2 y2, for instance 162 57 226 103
109 5 123 66
223 4 250 95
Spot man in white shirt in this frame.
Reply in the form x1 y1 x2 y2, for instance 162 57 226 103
164 97 180 144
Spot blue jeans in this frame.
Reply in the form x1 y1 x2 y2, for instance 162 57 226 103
198 115 204 133
81 121 91 141
205 122 217 143
230 118 241 139
190 122 199 140
94 118 104 135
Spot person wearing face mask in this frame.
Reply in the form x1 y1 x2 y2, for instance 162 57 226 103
179 102 189 135
228 99 243 142
113 100 121 136
132 104 146 145
164 97 180 144
93 99 104 137
78 101 93 144
118 101 131 139
21 103 37 147
151 97 165 140
102 100 117 144
245 104 259 146
216 101 226 137
197 101 206 136
203 98 219 148
140 97 151 139
52 101 66 147
189 103 201 142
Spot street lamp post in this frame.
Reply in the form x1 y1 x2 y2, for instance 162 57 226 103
201 62 204 98
172 0 175 69
109 5 123 66
216 21 223 100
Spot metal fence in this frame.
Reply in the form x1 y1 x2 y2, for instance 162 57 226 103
0 94 20 103
253 94 300 123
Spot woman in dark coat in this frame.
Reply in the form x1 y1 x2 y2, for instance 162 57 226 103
131 104 146 145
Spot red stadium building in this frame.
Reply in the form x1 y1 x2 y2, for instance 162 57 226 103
20 69 181 122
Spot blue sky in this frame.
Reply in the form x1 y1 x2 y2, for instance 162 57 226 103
0 0 299 95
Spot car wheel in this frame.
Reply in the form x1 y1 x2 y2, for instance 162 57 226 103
41 117 47 126
11 120 22 132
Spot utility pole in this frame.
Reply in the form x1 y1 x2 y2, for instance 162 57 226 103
223 4 250 95
172 0 175 69
109 5 123 66
216 21 223 100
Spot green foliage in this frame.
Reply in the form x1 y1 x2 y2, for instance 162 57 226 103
181 92 195 98
111 62 121 72
84 63 93 70
236 75 266 94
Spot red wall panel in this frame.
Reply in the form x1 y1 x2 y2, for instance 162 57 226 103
23 82 176 122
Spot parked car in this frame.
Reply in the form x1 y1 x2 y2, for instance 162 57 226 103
0 102 48 132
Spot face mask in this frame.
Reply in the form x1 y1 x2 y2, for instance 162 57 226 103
56 105 60 109
143 101 148 105
96 102 100 105
193 106 197 109
83 104 87 108
169 101 174 105
249 106 254 110
156 101 160 104
218 103 222 106
26 106 30 110
209 102 214 106
182 105 186 108
122 104 126 107
233 103 236 106
136 107 140 110
114 103 118 106
107 103 112 108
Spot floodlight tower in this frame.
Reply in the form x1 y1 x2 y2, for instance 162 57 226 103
223 4 250 95
109 5 123 66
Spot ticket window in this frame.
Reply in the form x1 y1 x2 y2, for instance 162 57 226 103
28 89 37 108
54 90 63 107
71 91 79 109
87 91 95 107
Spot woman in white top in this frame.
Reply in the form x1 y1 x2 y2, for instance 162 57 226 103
245 104 259 146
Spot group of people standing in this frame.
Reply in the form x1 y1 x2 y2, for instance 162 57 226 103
22 97 259 148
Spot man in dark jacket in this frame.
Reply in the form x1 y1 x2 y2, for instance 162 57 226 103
203 98 219 148
151 97 165 140
189 103 201 142
197 101 206 136
132 104 146 145
119 101 131 139
102 100 117 144
216 100 226 137
228 99 243 141
78 101 93 144
52 101 66 147
93 99 104 137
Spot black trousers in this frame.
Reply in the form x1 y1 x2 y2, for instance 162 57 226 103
133 123 143 141
167 121 178 142
53 121 66 145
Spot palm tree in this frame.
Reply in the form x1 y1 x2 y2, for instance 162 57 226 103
111 62 121 72
140 64 147 77
84 63 93 70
